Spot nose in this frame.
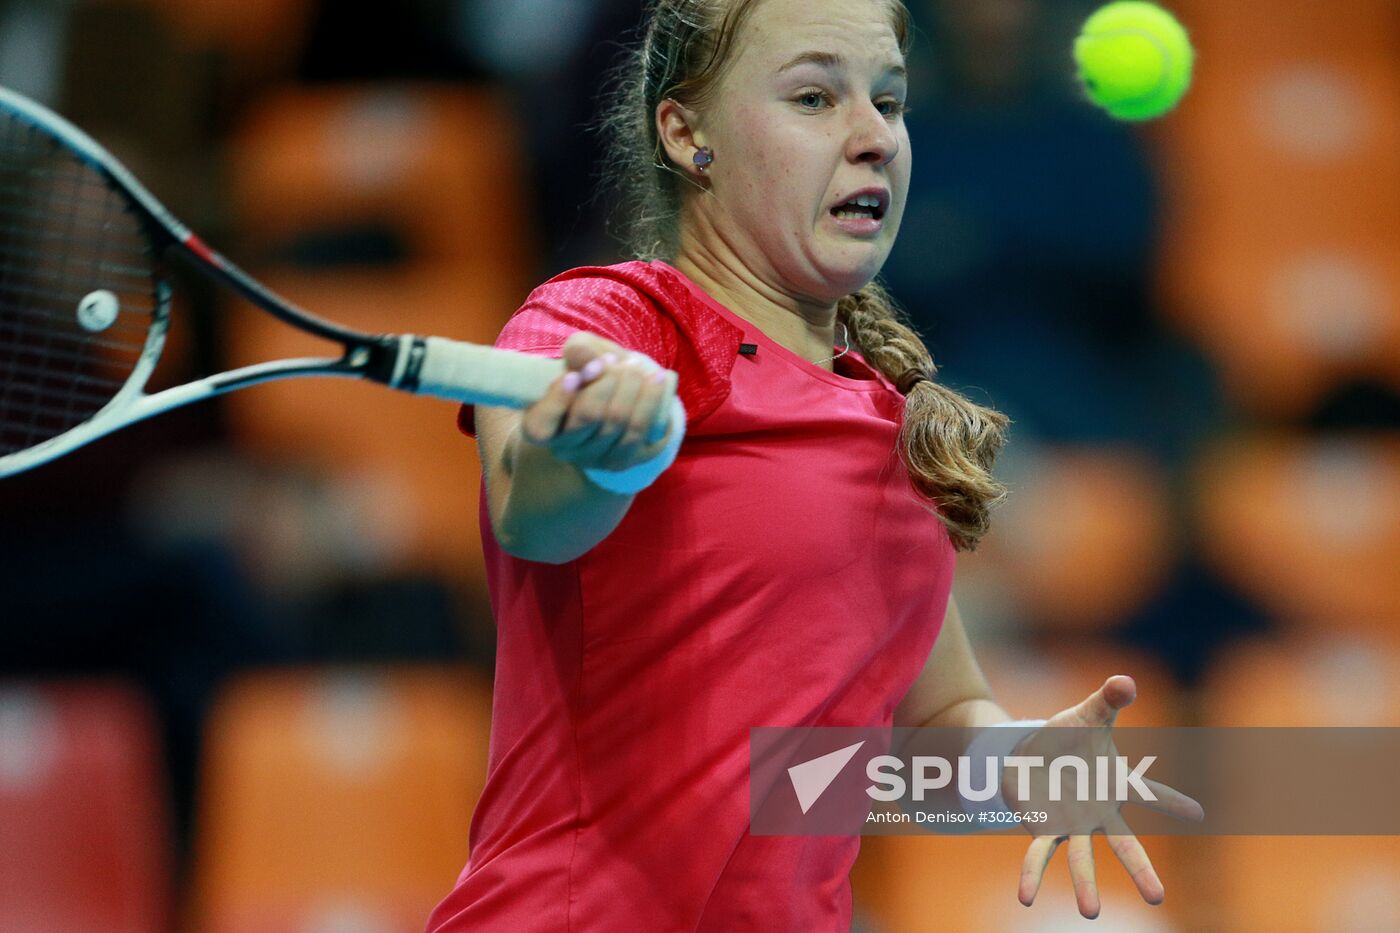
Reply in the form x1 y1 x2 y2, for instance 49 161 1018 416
846 101 900 166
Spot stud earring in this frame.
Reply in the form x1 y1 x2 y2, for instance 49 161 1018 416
693 146 714 172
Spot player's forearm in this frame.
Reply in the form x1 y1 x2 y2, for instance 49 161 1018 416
920 696 1013 731
893 697 1012 764
490 424 633 564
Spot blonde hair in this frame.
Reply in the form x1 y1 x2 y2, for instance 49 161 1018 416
596 0 1008 550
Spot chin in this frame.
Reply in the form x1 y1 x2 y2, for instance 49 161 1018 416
821 260 884 297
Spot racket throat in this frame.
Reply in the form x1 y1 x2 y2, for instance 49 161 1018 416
369 334 429 392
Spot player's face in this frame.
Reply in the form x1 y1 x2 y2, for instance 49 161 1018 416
693 0 911 302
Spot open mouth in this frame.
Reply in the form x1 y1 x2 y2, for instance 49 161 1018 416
830 195 887 222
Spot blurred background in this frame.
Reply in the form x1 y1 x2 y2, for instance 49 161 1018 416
1 0 1398 930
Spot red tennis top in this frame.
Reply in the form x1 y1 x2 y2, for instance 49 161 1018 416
427 260 954 932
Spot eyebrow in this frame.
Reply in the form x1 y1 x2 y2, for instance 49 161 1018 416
776 50 907 81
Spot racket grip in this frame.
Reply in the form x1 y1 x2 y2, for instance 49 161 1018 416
412 336 688 491
412 336 565 408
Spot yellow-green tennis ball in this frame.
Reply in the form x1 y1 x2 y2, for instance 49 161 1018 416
1075 1 1194 121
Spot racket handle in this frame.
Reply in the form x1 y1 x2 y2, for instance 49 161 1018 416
411 336 564 408
407 338 688 484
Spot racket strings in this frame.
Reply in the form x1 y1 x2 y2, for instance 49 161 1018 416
2 347 143 388
0 206 153 248
0 287 152 339
0 114 159 455
0 223 154 275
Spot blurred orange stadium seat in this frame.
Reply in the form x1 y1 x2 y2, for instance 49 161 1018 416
1155 54 1400 239
229 84 536 291
0 680 171 933
1194 435 1400 637
964 447 1173 634
1160 232 1400 416
222 84 539 587
1203 634 1400 728
191 665 491 933
1169 0 1400 64
1200 636 1400 932
219 267 519 584
1149 3 1400 415
1209 835 1400 933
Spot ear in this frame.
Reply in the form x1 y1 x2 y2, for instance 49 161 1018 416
656 98 708 179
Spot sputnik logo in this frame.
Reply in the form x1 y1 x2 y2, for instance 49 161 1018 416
787 741 866 814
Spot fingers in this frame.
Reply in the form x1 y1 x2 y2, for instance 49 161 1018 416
1105 815 1165 906
560 352 624 437
1128 778 1206 823
519 338 624 447
1018 835 1064 907
1023 828 1168 917
560 353 664 465
613 361 677 459
561 330 627 371
520 345 678 475
518 366 585 445
1066 833 1100 919
613 352 671 450
1074 674 1137 727
641 368 679 447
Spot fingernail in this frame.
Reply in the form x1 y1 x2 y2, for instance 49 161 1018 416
561 371 581 392
581 358 606 381
649 369 667 385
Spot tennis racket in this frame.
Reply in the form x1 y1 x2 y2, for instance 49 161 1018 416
0 85 683 479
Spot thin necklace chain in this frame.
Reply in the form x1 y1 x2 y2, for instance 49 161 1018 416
812 321 850 367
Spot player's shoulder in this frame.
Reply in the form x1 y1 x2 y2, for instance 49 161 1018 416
523 260 742 424
509 260 684 354
529 260 689 315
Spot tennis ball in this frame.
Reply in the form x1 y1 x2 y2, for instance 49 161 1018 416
1074 2 1194 121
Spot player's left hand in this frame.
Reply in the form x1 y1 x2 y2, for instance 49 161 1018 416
1012 675 1204 919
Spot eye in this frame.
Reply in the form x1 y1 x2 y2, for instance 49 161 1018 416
877 99 908 117
796 91 830 110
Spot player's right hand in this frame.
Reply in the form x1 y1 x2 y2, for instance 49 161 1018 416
517 331 679 476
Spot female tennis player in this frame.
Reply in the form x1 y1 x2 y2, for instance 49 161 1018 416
427 0 1197 929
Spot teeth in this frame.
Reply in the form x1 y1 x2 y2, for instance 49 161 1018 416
854 194 881 208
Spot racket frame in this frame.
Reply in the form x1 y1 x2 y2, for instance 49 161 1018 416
0 85 565 478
